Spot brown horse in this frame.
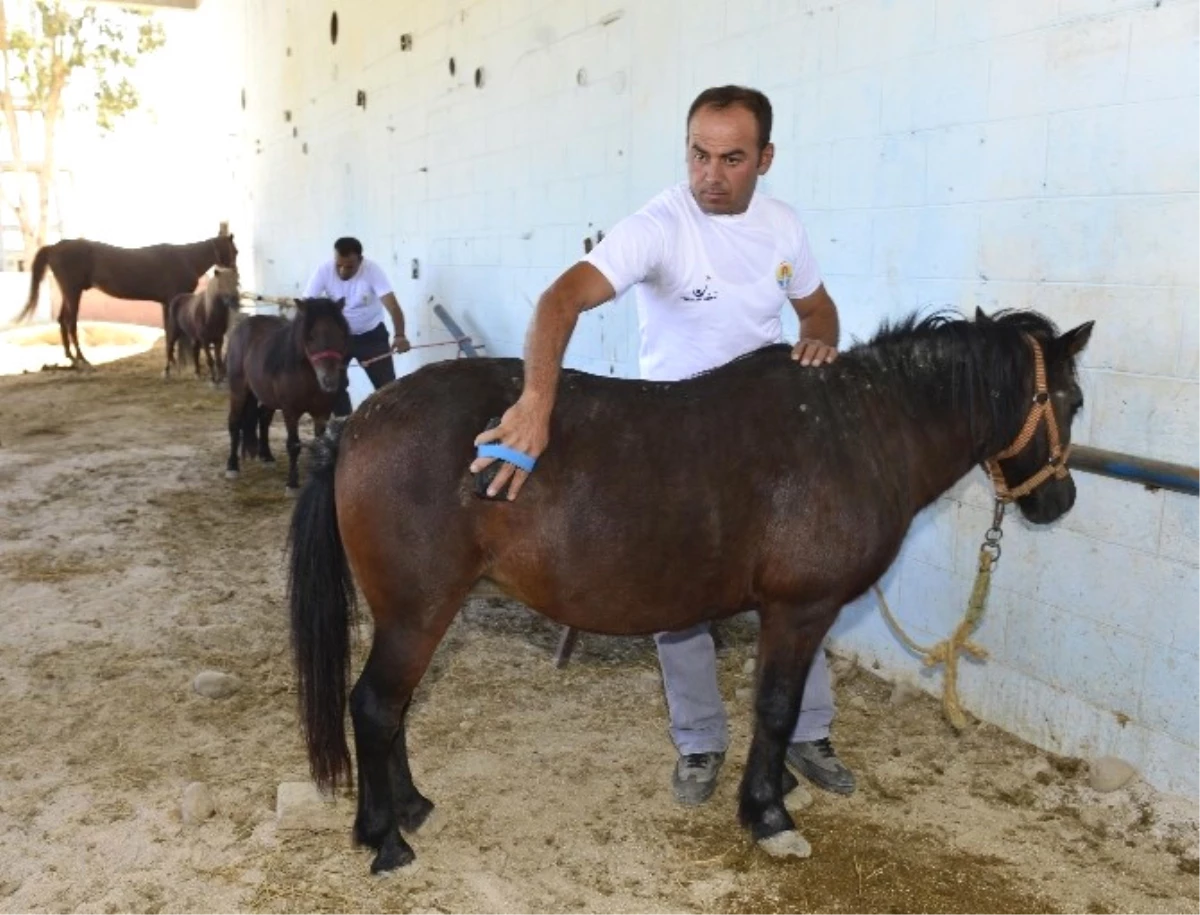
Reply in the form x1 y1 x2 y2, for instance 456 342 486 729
224 297 349 492
286 308 1093 873
165 266 241 383
18 232 238 367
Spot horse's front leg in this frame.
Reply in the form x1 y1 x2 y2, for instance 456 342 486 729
203 343 218 385
283 411 302 494
739 600 838 859
214 339 227 384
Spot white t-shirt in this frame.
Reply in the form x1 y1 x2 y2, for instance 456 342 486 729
302 257 394 336
583 182 822 381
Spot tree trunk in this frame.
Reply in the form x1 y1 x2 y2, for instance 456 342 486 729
34 70 65 261
0 0 41 266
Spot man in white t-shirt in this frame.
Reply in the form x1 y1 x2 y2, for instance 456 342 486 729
470 86 857 805
303 236 411 416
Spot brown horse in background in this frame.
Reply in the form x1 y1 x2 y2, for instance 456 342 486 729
286 307 1094 874
165 266 241 383
224 297 349 492
18 231 238 367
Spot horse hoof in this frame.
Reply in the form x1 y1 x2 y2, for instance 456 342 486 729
397 797 436 834
225 470 239 481
261 456 275 465
370 838 415 874
285 486 299 498
757 829 812 859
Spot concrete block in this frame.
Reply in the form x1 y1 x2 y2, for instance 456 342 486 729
1143 727 1200 798
1107 195 1199 287
835 0 935 71
1053 612 1146 720
1125 1 1200 102
977 199 1117 284
815 68 881 140
924 124 986 205
1047 100 1200 197
1003 590 1067 683
934 0 1059 45
1044 15 1130 111
828 137 876 209
1160 493 1199 569
1140 645 1199 745
880 47 989 133
1087 372 1199 466
872 205 980 279
872 134 927 208
1055 473 1165 555
1028 283 1186 377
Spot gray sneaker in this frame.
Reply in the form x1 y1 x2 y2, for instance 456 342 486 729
672 751 725 806
787 738 856 795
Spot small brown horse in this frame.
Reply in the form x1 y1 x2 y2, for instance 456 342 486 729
165 266 241 383
287 308 1093 873
225 297 349 492
18 232 238 367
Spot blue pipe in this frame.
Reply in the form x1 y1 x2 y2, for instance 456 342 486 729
1071 445 1199 496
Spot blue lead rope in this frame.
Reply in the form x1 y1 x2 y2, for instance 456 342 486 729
476 443 537 473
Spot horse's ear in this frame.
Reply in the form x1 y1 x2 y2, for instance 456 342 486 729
335 297 346 311
1058 321 1094 358
974 306 991 324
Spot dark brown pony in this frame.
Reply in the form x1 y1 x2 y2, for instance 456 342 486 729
224 297 349 492
18 232 238 367
165 266 241 383
287 308 1094 873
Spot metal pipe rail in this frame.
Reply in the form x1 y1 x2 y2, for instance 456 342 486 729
1069 445 1198 496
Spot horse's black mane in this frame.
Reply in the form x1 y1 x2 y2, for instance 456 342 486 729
264 297 346 375
684 308 1061 462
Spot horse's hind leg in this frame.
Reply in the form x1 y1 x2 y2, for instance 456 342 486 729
283 411 303 492
57 288 84 366
257 407 276 463
739 600 839 859
67 296 90 368
350 597 464 872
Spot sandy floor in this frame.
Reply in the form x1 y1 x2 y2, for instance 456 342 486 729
0 345 1196 914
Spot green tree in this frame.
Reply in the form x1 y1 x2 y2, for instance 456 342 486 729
0 0 166 265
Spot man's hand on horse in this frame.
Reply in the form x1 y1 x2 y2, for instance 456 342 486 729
469 398 549 501
792 339 838 367
392 334 411 354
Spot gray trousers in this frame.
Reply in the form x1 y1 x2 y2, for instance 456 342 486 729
654 623 834 755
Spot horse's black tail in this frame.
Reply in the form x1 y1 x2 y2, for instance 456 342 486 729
287 418 355 791
18 245 53 322
239 393 259 457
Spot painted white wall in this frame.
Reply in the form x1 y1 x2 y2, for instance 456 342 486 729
201 0 1197 795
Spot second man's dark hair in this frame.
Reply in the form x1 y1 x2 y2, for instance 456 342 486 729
334 236 363 257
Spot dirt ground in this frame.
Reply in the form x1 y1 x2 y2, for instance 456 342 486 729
0 343 1197 914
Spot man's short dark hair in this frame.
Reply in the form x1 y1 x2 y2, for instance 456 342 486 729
686 86 773 152
334 237 363 258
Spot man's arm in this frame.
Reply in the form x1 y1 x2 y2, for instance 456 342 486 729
790 283 840 366
469 262 617 500
379 292 409 353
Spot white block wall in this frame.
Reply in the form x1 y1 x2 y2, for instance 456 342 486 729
193 0 1196 795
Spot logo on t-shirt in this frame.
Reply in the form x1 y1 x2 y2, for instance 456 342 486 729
681 276 718 302
775 261 793 291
